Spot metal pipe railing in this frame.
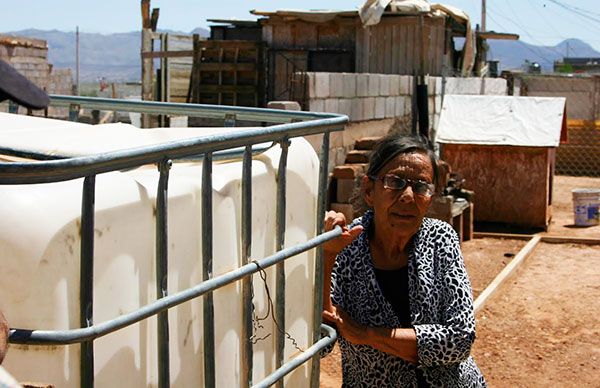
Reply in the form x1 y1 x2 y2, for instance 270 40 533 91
4 96 348 387
8 226 343 345
156 159 172 388
48 94 338 124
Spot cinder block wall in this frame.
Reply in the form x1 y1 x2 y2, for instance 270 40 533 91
519 75 600 121
302 72 507 171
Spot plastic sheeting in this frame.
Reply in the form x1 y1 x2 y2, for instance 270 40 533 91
359 0 431 26
436 95 567 147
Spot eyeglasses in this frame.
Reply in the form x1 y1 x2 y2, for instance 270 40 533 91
369 174 436 197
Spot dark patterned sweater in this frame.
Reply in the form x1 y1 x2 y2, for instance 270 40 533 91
328 210 487 387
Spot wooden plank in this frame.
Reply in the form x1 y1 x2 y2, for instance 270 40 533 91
141 50 194 59
540 236 600 245
355 25 363 72
473 232 535 240
384 25 392 74
442 144 552 228
391 25 399 73
406 24 415 73
198 85 257 93
197 63 256 71
473 235 542 314
198 40 261 49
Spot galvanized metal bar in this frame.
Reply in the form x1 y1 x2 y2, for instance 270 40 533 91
241 145 253 387
252 324 337 388
310 131 331 388
202 152 216 388
48 95 344 123
80 175 96 388
9 226 343 345
274 138 290 388
156 159 172 388
69 103 80 122
0 118 346 185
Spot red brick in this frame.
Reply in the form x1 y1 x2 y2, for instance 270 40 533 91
345 150 371 164
332 164 368 179
354 137 382 150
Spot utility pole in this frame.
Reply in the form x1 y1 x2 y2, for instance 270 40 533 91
482 0 487 32
76 25 80 95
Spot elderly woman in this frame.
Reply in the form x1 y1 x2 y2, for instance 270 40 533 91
322 134 486 387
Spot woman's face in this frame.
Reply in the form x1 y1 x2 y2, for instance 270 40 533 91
364 151 434 239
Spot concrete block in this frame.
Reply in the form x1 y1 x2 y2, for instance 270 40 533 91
435 77 443 94
309 98 325 112
428 76 436 95
375 97 386 119
400 76 412 95
325 98 340 113
314 72 330 98
330 131 344 148
379 75 391 96
395 96 406 117
343 73 357 98
357 74 369 97
385 96 396 118
330 73 345 98
428 96 435 115
350 98 364 122
336 178 356 203
363 97 375 119
434 95 442 113
338 98 352 117
307 72 317 98
389 75 400 96
368 74 380 97
267 101 301 111
330 203 355 224
405 95 413 115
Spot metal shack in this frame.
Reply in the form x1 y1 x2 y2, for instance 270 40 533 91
436 95 567 229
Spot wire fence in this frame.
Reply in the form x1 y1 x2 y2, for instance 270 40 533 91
516 73 600 177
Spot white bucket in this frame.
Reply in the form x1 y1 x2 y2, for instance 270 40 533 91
572 188 600 226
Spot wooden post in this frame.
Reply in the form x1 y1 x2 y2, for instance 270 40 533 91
481 0 487 32
141 0 153 128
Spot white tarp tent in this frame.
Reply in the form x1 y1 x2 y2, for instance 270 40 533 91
436 95 567 147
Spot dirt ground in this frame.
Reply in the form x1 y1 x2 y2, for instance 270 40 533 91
320 175 600 387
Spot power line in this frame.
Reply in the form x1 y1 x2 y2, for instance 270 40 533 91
547 0 600 25
487 4 565 59
485 12 555 65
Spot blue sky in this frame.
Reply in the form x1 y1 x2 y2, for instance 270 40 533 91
2 0 600 50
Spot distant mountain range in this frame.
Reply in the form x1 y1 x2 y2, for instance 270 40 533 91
3 29 600 82
3 28 210 82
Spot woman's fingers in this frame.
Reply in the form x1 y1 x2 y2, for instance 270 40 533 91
324 211 346 231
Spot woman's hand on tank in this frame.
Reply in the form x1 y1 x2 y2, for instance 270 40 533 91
323 211 363 255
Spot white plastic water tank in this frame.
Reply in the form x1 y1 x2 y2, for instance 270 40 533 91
0 114 320 387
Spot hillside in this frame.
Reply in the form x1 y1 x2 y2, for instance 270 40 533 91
488 38 600 71
3 28 209 82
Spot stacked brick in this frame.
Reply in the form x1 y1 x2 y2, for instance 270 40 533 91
0 35 51 91
0 34 73 115
329 136 380 222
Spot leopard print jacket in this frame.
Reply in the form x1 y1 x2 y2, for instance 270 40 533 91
328 210 486 387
